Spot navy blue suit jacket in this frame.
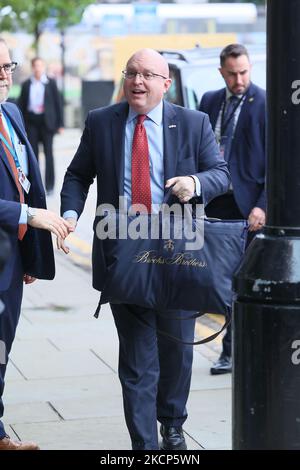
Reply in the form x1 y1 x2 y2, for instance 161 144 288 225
0 102 55 291
61 100 230 291
199 83 266 218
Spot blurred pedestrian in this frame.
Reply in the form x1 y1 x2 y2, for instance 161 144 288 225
18 57 64 195
199 43 266 375
0 39 72 450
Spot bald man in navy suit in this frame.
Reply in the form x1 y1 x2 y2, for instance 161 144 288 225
60 48 230 450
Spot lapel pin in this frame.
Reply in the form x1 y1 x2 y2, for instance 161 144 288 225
168 124 176 128
249 97 254 102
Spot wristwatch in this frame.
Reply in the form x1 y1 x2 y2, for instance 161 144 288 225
26 206 36 223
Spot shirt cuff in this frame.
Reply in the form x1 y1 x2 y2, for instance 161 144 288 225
19 204 28 224
63 210 78 220
191 175 201 197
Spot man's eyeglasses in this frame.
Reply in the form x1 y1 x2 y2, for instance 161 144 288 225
0 62 18 75
122 70 168 81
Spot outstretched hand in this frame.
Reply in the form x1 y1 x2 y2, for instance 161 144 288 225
56 217 77 254
28 209 75 239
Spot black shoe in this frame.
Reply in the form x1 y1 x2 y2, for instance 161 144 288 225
210 354 232 375
160 425 187 451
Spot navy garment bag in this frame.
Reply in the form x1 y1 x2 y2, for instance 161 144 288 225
97 201 247 317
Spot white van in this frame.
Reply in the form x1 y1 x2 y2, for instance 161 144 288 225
159 45 266 110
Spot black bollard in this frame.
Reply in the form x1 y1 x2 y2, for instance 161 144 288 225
233 0 300 450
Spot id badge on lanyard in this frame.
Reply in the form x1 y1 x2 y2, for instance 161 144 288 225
6 117 31 194
18 167 31 193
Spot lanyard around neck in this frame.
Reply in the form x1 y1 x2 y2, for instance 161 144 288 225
0 113 21 169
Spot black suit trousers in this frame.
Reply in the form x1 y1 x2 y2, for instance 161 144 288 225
0 245 24 438
110 303 195 450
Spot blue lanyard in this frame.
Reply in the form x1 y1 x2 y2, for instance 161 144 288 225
0 113 21 170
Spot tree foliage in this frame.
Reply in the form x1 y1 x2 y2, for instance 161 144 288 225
0 0 92 46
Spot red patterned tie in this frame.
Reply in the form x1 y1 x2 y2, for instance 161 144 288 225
131 114 152 213
0 113 27 240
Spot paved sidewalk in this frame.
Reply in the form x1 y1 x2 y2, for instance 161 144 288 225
2 129 232 450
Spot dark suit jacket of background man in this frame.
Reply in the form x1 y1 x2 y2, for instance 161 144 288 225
18 77 63 133
199 82 266 218
0 228 10 274
0 101 54 441
0 101 55 291
60 100 230 292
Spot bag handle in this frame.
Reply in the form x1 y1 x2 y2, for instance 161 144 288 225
162 185 175 204
94 302 230 346
161 184 205 222
126 306 231 346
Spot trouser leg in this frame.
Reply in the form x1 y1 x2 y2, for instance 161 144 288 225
111 304 159 450
222 320 232 357
41 128 55 192
157 311 195 427
111 304 195 448
0 253 23 439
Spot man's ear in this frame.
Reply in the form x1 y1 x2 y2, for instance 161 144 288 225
164 78 172 93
